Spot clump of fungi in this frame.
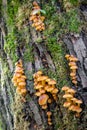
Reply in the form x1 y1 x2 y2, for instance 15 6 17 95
62 86 82 117
12 59 27 96
30 1 45 31
65 54 78 86
33 71 59 125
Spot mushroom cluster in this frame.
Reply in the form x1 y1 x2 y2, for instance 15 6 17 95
65 54 78 86
30 1 45 31
33 71 59 125
47 111 52 125
12 59 27 96
62 86 82 117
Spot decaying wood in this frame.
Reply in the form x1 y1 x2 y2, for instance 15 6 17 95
64 34 87 104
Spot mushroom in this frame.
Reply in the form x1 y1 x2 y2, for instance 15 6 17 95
71 98 82 107
35 91 41 96
67 88 76 95
63 94 73 102
63 101 71 108
42 104 47 109
69 62 76 66
38 94 49 106
52 88 58 94
21 88 27 96
70 72 76 77
34 84 43 90
48 122 52 126
70 66 78 70
18 82 26 86
65 54 70 60
47 111 52 117
48 99 52 103
37 76 48 86
62 86 69 92
72 80 77 85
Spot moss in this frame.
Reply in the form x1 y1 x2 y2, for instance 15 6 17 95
46 39 69 88
13 94 30 130
4 32 18 63
23 43 33 62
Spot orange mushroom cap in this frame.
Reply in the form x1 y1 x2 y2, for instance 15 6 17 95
62 86 69 91
38 94 49 106
63 102 71 108
67 88 76 94
48 80 56 85
35 91 41 97
47 111 52 116
63 94 73 99
42 104 48 109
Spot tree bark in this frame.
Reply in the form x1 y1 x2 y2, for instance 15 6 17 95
0 0 87 130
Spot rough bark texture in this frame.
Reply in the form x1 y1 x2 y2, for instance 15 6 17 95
0 0 87 130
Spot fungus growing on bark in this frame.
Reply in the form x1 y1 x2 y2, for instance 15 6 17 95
33 70 59 125
47 111 52 125
12 59 27 96
62 86 82 117
30 1 45 31
38 94 49 107
65 54 78 86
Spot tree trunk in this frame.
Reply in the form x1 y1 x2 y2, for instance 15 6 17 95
0 0 87 130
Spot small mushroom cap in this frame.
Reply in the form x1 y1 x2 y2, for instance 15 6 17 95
12 77 17 83
45 78 51 82
52 88 58 93
71 76 77 80
18 82 26 86
48 122 52 126
44 85 49 91
34 84 43 89
73 106 82 113
48 80 56 85
70 72 76 77
47 111 52 116
68 105 75 111
21 75 27 79
72 80 77 85
48 118 51 122
48 99 52 103
67 88 76 94
70 66 78 70
17 78 25 83
38 94 49 105
53 95 57 100
65 54 70 59
42 104 47 109
62 86 69 91
36 70 43 75
39 89 46 94
35 91 41 96
63 102 71 108
69 57 78 62
14 73 21 78
71 98 82 104
37 76 48 82
63 94 73 99
21 88 27 95
71 98 78 102
46 86 54 92
15 68 24 73
69 62 76 66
